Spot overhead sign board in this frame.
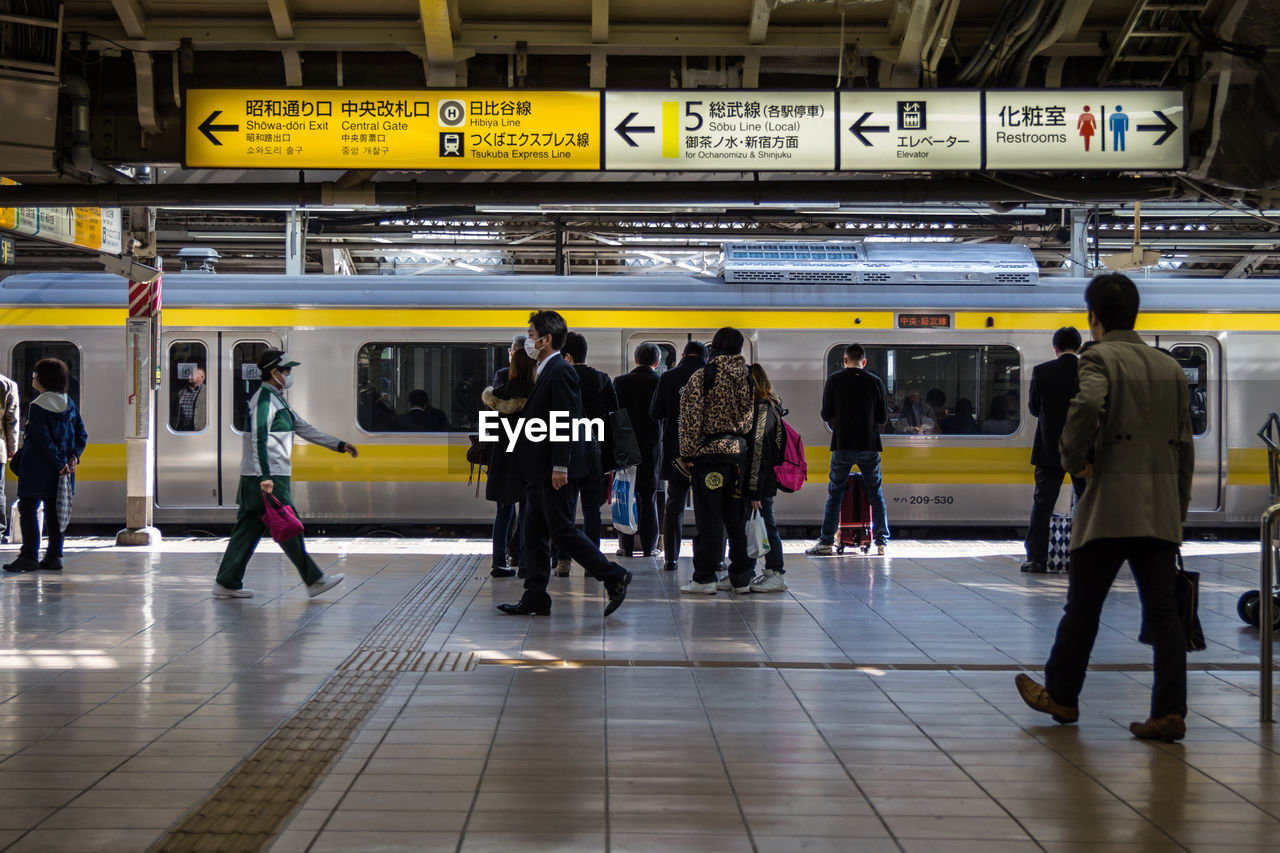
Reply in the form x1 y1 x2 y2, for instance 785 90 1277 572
185 89 602 170
985 89 1184 170
0 177 123 254
839 92 981 170
604 91 836 170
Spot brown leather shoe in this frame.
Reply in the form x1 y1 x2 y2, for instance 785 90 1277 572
1129 714 1186 743
1014 673 1079 724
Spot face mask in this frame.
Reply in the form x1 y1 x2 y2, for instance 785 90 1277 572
523 336 540 360
282 373 295 389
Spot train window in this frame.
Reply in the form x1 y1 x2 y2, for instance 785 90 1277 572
231 342 269 432
357 342 507 432
168 342 208 433
1169 344 1210 437
11 342 81 412
825 344 1022 436
635 341 678 376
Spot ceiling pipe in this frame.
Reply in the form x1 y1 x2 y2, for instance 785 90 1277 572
0 178 1185 208
62 77 140 185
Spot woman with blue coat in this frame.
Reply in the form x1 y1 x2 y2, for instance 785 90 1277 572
3 358 88 573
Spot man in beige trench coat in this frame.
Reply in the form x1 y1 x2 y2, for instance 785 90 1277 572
1015 273 1195 742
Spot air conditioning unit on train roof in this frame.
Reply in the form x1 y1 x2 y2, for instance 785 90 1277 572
722 240 1038 285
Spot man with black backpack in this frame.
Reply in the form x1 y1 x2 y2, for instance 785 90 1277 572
676 328 755 595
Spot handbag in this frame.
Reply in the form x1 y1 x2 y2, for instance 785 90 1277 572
6 445 21 478
602 409 642 472
262 493 305 543
610 466 639 534
746 508 771 559
1139 550 1207 652
55 472 73 533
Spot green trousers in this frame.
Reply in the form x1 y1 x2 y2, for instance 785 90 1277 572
216 475 323 590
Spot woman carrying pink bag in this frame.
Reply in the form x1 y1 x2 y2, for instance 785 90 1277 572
213 350 360 600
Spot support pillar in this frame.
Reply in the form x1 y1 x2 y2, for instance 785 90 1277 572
286 208 305 275
1069 207 1091 278
117 207 162 546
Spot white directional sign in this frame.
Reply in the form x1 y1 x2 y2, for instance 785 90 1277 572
985 89 1184 170
839 92 981 170
604 91 836 170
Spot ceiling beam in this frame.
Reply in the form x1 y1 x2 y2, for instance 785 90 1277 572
420 0 456 85
592 0 608 44
1225 252 1269 278
889 0 934 88
266 0 295 40
748 0 772 45
110 0 147 39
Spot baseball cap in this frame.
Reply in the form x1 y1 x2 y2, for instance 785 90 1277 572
258 349 300 372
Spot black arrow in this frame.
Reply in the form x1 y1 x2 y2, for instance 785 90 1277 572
613 111 655 148
1136 110 1178 146
848 111 890 147
198 110 240 146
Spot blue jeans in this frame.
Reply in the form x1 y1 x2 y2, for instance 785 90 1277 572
818 450 889 546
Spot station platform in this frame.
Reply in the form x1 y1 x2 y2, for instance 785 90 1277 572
0 536 1276 852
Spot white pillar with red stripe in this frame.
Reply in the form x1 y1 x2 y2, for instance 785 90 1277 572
118 267 162 546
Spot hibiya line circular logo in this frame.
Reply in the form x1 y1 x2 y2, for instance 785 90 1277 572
478 411 605 452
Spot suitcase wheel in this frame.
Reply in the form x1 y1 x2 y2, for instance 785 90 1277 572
861 544 870 554
835 544 845 554
1238 590 1261 627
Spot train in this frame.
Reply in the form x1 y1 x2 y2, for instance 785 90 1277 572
1 242 1277 532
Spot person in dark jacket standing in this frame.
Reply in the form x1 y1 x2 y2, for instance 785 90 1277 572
556 332 618 575
614 343 662 558
0 371 19 544
3 359 87 573
1022 326 1086 573
806 343 890 556
745 363 787 592
482 349 536 577
649 340 708 571
497 310 631 618
677 327 755 595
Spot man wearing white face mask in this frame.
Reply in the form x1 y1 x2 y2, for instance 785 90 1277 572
214 349 360 599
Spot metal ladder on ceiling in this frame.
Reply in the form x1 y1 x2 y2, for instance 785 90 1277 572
1099 1 1207 86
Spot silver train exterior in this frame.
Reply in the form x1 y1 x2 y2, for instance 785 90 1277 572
2 263 1277 530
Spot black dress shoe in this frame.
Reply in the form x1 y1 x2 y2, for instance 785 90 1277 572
663 561 677 572
3 556 39 573
604 567 632 617
490 567 516 578
497 600 550 616
1020 561 1047 573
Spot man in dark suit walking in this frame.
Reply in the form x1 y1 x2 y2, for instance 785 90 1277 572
614 343 663 557
650 340 708 571
806 343 890 556
1022 326 1086 573
497 310 632 618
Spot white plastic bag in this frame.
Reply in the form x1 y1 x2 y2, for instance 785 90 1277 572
611 466 639 535
746 508 771 559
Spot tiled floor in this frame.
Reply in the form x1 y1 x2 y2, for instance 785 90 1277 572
0 535 1276 852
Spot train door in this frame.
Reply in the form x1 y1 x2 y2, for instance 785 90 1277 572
1162 338 1223 513
156 334 219 508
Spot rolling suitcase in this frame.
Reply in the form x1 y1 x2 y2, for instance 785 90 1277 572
836 471 873 554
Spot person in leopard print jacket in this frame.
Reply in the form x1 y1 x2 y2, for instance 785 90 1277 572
676 327 755 596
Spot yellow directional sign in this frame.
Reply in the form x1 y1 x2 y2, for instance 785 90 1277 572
185 89 602 170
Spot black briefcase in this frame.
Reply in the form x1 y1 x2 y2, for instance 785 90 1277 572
602 409 642 472
1139 550 1207 652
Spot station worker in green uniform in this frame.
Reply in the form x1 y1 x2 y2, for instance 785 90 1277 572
213 349 359 599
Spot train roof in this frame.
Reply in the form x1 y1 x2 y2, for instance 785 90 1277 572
4 272 1280 312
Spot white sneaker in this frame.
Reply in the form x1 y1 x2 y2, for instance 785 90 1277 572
212 584 254 599
749 569 789 593
876 544 887 556
715 575 750 594
804 542 834 556
554 558 572 577
307 573 345 598
680 580 717 595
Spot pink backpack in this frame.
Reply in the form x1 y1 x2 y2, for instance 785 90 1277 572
773 417 808 493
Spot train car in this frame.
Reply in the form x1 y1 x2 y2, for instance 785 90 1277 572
2 253 1278 531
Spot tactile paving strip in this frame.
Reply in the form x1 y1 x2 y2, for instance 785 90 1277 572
151 555 479 853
